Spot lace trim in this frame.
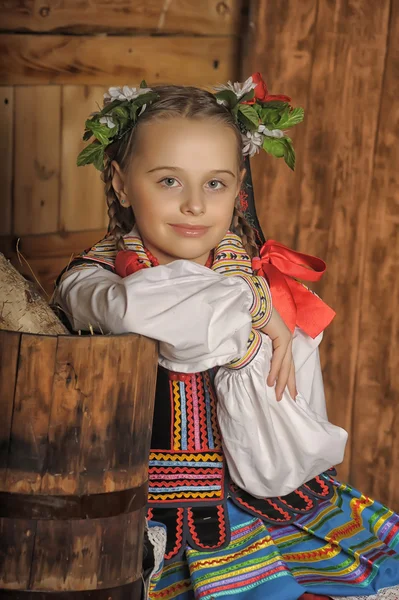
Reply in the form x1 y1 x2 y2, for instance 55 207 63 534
331 585 399 600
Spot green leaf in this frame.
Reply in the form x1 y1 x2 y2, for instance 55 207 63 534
101 99 121 115
237 111 257 132
238 104 259 127
129 102 140 121
239 89 255 103
140 79 148 88
110 106 129 120
260 100 290 110
275 106 304 129
134 91 159 107
262 136 296 170
83 130 93 142
214 89 238 109
77 142 105 170
259 107 284 128
231 104 239 118
262 136 285 158
282 137 296 170
85 119 115 145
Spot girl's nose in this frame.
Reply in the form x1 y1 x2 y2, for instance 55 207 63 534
180 189 205 216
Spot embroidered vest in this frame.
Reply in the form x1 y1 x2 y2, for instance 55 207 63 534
57 230 336 562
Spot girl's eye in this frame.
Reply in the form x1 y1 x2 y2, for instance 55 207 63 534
207 180 225 190
160 177 179 188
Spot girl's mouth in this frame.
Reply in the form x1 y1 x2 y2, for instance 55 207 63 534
169 224 210 237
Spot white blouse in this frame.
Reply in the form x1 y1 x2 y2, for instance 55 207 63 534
56 260 348 498
55 260 253 372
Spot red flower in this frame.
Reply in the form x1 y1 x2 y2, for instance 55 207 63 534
244 72 291 105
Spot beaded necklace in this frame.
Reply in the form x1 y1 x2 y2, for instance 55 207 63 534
144 247 214 269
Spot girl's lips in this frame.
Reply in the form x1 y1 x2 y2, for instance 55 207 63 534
169 224 210 237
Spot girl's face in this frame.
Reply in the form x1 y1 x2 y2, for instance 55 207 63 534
112 117 243 265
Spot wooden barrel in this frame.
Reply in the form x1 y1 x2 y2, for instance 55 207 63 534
0 330 158 598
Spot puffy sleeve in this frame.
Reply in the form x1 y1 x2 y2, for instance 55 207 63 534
215 329 348 497
55 259 253 373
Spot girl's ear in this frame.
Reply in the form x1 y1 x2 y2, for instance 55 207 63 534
111 161 130 207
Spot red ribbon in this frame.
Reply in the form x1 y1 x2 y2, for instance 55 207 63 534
252 240 335 338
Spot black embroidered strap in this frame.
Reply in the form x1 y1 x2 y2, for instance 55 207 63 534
0 481 148 520
237 156 266 248
228 471 336 525
149 506 185 562
55 257 114 288
186 504 230 552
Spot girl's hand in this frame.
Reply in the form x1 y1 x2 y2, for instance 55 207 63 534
261 308 297 401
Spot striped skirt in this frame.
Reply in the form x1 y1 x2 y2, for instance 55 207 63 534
148 478 399 599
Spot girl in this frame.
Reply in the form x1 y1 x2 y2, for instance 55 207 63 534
55 76 399 600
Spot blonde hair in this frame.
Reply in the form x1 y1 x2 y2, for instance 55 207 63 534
103 85 259 258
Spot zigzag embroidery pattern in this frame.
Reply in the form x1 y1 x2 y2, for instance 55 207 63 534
187 504 227 549
149 467 218 475
149 490 222 500
164 508 185 561
196 373 209 449
203 371 222 448
172 380 182 450
150 452 223 462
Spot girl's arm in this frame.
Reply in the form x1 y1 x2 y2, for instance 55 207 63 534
55 260 254 373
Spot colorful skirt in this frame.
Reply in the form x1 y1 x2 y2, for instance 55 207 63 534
148 478 399 599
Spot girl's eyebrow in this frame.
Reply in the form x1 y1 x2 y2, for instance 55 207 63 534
147 166 236 177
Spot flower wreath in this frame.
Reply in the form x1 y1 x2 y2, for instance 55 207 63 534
77 73 304 172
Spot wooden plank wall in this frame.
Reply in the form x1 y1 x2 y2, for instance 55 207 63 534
244 0 399 510
0 0 244 293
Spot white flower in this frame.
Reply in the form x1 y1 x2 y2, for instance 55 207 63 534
104 85 152 104
99 116 116 128
241 130 264 157
214 75 256 103
258 124 285 138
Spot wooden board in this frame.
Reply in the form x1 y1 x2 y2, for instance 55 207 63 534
350 0 399 509
60 86 109 232
0 0 243 36
0 87 14 235
0 331 20 486
0 230 107 298
0 517 36 588
40 335 92 495
0 229 105 259
14 86 61 235
4 334 58 493
0 34 239 86
296 1 391 482
242 0 318 247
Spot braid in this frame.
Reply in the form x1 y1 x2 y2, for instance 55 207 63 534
232 199 259 259
102 161 134 252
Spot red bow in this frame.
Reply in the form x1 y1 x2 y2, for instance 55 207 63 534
252 241 335 338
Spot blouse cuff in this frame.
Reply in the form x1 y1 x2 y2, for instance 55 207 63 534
236 274 273 330
226 329 263 370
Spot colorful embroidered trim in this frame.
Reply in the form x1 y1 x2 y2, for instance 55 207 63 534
226 329 262 370
237 273 273 329
148 452 225 503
